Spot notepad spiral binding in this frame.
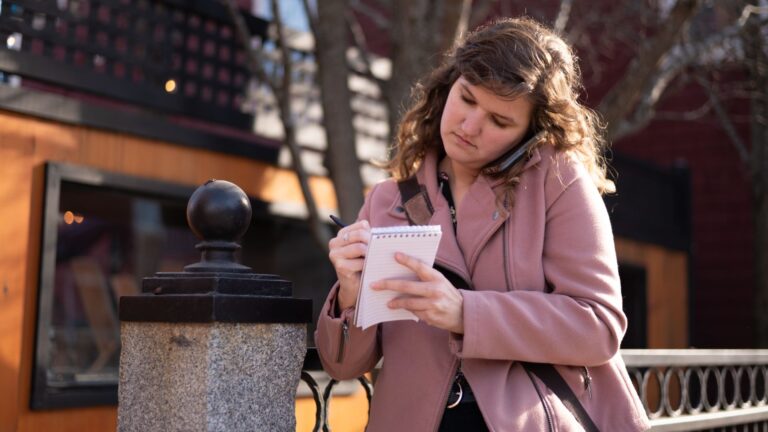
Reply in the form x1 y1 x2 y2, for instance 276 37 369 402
374 233 440 239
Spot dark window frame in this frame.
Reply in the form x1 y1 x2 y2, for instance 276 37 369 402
32 162 197 409
31 162 335 410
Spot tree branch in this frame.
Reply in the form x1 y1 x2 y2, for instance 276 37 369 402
598 0 701 141
469 0 496 29
554 0 573 34
738 4 768 26
346 9 388 89
300 0 319 37
610 1 760 140
350 0 391 29
453 0 473 42
222 0 275 89
224 0 331 250
695 75 750 166
271 0 331 248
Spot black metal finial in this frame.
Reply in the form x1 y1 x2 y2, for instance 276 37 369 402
122 179 309 322
184 179 253 272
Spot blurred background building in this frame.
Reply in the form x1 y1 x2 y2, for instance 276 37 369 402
0 0 761 431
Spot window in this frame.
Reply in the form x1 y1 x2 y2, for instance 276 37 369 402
32 162 334 409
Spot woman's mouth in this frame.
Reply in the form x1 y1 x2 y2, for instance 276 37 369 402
454 133 476 148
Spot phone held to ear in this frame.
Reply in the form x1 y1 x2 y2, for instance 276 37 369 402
482 131 545 175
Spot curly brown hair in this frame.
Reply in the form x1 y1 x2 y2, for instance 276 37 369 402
387 16 613 197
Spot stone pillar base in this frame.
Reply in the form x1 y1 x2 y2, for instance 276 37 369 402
118 322 306 432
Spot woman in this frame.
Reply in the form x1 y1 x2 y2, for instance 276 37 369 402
316 17 650 432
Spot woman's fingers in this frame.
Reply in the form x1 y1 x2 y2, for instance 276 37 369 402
388 295 433 311
329 243 367 264
328 220 370 277
393 252 441 282
373 279 438 297
329 220 371 249
332 255 365 279
329 221 371 311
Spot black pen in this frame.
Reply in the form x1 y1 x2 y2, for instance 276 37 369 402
329 214 347 228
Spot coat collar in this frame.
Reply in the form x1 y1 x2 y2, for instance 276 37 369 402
413 151 471 281
404 148 542 279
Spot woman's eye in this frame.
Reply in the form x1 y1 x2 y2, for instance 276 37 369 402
460 94 475 105
492 117 510 128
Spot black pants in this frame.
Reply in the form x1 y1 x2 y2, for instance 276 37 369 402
438 401 489 432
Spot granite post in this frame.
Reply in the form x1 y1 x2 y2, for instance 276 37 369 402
117 180 312 432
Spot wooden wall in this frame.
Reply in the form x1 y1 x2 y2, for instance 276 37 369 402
616 238 689 348
0 110 373 432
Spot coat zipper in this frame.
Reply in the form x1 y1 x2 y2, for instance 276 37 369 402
582 366 593 399
502 220 511 290
525 366 554 432
336 320 349 363
427 262 471 432
432 358 461 432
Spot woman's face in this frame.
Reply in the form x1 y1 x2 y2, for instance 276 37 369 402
440 76 534 176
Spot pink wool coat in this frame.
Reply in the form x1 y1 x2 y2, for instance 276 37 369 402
315 145 650 432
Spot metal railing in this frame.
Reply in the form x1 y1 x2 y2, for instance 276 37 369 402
623 349 768 432
301 349 768 432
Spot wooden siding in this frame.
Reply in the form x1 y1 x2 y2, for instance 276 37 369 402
616 237 689 348
0 110 360 432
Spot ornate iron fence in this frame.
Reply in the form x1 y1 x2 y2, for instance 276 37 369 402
301 349 768 432
623 349 768 432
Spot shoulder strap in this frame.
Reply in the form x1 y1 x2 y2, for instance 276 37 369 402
522 362 600 432
397 176 434 226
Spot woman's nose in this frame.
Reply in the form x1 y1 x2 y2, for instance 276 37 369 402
461 110 482 136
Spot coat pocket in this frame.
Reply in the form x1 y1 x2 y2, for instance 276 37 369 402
553 364 589 399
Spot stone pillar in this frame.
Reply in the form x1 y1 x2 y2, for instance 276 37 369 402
117 180 312 432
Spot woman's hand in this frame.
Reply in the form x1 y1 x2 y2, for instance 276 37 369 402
328 220 371 311
372 252 465 334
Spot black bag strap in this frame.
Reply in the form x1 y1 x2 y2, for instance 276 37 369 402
397 176 434 225
522 362 600 432
397 176 600 432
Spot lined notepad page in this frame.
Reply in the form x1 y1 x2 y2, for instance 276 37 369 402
354 225 442 330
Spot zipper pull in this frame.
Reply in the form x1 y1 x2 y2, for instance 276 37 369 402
582 366 592 399
336 321 349 363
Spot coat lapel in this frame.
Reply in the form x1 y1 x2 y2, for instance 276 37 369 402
456 175 510 276
464 147 543 274
408 147 544 283
413 152 472 283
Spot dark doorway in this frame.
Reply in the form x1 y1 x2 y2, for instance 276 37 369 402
619 263 648 348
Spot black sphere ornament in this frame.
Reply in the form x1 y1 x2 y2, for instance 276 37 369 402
187 179 252 242
184 179 253 273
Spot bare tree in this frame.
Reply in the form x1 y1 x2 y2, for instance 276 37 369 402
739 5 768 346
225 1 768 344
562 0 768 345
223 1 473 249
384 0 478 135
302 0 365 223
597 0 702 141
224 0 332 249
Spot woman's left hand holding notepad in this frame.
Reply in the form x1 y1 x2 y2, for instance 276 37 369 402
328 219 372 312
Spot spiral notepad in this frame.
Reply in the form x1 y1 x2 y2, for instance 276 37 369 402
354 225 442 330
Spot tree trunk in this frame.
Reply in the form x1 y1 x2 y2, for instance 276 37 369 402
313 0 365 222
386 0 468 139
225 0 332 250
754 147 768 347
742 13 768 346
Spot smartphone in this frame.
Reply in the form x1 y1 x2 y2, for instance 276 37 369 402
482 130 544 175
